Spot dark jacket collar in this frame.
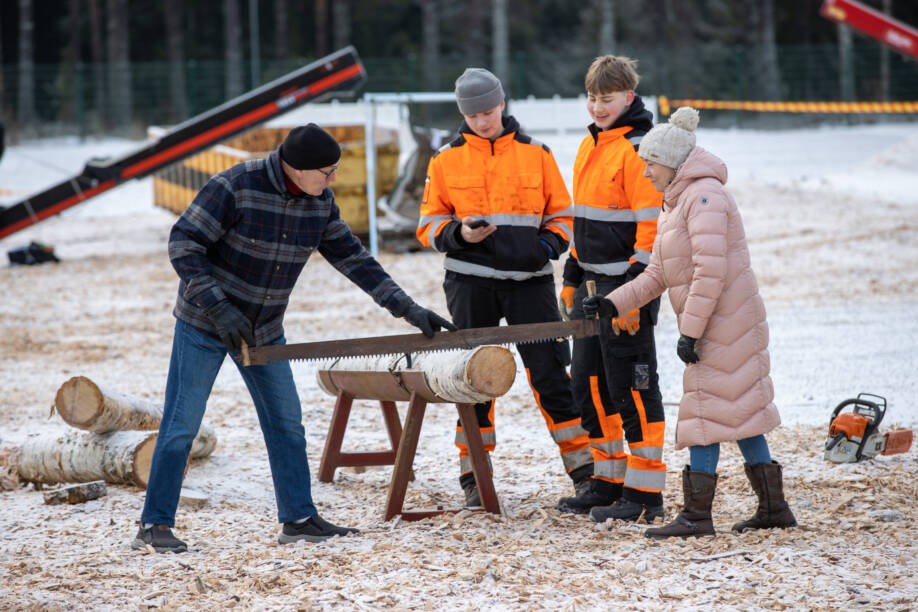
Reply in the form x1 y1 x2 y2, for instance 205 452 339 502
588 95 655 142
457 114 521 140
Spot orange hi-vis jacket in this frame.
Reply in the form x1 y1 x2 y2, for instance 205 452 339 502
417 116 573 280
565 99 661 284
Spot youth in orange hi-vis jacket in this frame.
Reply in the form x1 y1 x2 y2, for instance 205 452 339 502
555 56 667 524
417 68 592 508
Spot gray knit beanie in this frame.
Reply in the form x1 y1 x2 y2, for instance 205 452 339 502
639 107 700 169
455 68 505 115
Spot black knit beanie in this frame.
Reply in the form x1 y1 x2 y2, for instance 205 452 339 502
279 123 341 170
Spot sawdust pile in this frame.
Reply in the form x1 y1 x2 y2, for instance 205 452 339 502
1 170 917 610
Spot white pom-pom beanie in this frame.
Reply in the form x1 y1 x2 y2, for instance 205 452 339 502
639 106 700 169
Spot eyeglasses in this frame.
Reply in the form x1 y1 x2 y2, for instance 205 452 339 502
316 165 339 179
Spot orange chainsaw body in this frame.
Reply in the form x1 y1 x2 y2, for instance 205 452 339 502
824 393 913 463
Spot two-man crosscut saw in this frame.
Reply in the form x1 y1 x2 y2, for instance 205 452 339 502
241 318 602 366
241 283 607 366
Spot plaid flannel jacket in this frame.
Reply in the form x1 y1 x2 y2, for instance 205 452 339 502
169 149 410 346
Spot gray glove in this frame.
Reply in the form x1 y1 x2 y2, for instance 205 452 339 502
205 300 255 351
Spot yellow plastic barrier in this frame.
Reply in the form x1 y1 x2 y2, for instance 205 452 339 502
149 125 399 232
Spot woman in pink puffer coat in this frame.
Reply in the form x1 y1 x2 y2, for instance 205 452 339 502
582 107 797 539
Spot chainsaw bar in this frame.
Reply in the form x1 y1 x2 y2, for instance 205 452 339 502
242 318 601 366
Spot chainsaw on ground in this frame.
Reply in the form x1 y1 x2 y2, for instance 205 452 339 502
241 318 601 366
824 393 913 463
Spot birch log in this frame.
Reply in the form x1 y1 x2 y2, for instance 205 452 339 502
316 346 516 404
43 481 108 505
54 376 216 459
16 430 157 488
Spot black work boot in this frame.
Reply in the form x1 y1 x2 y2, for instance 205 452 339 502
589 494 664 524
553 463 593 507
732 461 798 533
460 473 481 508
645 466 717 540
569 464 594 493
278 514 360 544
555 478 621 514
131 524 188 553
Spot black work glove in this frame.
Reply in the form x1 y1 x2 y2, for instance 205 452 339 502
676 334 699 364
582 295 618 319
204 300 255 351
402 303 458 338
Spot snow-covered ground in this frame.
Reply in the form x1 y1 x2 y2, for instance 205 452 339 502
1 119 917 610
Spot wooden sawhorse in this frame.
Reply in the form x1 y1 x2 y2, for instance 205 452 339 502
316 369 500 520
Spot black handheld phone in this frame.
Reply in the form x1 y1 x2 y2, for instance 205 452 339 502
468 219 490 229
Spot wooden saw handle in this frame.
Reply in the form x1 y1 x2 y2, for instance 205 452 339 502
585 280 598 320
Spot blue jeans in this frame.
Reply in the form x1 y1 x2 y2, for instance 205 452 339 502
141 319 316 526
689 434 772 475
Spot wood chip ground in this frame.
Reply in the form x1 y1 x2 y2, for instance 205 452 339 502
1 168 916 609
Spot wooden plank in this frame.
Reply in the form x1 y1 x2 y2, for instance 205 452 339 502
384 393 427 521
457 403 501 514
318 391 353 483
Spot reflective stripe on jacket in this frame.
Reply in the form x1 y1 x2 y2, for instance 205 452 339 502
565 98 662 283
417 115 573 280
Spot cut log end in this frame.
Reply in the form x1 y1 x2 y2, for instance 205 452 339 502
51 376 217 459
464 346 515 397
54 376 104 428
132 434 157 489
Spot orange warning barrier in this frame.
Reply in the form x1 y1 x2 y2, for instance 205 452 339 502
658 95 918 116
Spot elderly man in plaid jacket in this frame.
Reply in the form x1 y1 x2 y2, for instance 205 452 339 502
133 124 455 553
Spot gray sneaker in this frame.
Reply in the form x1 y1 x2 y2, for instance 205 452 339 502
278 514 359 544
131 524 188 553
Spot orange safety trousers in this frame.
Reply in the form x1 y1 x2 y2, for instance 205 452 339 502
570 284 666 505
455 369 593 477
447 277 592 479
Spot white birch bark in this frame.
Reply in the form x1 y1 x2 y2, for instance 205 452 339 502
53 376 216 459
16 430 157 488
43 480 108 505
316 346 516 404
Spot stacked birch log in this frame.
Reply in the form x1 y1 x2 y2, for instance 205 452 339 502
1 347 514 498
6 376 217 491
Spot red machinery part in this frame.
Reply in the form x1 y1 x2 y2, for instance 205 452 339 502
820 0 918 60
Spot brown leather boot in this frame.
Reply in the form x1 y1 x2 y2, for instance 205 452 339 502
645 466 717 540
732 461 797 533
